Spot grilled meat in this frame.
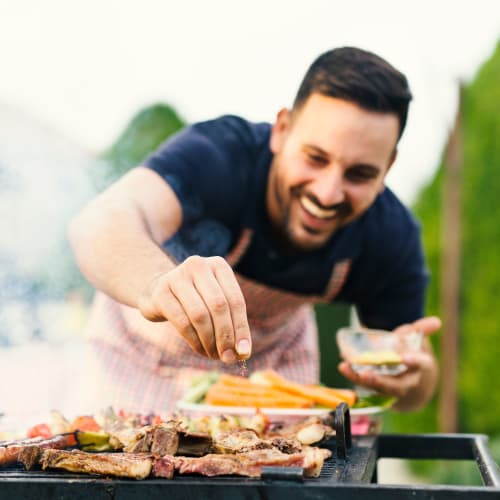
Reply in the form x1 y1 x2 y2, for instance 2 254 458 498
267 417 334 445
1 437 44 467
40 449 152 480
172 453 262 478
211 429 268 454
302 446 333 477
110 421 182 455
177 431 212 456
0 434 75 469
152 454 175 479
212 429 303 455
151 423 180 456
168 447 330 478
3 412 334 480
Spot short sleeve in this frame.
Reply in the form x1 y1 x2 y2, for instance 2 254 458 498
355 225 429 329
337 190 429 330
143 115 260 227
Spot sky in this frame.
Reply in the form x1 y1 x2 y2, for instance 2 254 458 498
1 0 500 204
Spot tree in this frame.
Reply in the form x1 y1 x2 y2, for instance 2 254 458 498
389 39 500 436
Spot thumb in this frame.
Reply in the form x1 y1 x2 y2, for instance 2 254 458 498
412 316 442 336
396 316 441 336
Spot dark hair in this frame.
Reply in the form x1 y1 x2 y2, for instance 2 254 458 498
293 47 412 139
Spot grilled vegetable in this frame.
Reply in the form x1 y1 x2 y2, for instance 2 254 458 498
181 371 220 403
75 430 112 452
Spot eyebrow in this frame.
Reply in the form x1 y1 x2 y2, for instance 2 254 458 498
349 163 381 174
303 144 329 156
303 145 382 174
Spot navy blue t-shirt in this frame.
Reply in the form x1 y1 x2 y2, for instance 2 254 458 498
143 115 428 330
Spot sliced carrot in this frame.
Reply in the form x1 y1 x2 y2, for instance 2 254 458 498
305 385 357 407
207 383 313 404
261 370 353 408
217 374 258 387
206 391 311 408
208 382 307 399
205 385 312 408
207 371 356 408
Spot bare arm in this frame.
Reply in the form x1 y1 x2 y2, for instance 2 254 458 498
68 167 251 363
69 167 181 306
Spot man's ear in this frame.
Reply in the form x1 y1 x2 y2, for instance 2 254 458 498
270 108 291 154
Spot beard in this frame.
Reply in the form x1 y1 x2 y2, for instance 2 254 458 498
270 181 352 253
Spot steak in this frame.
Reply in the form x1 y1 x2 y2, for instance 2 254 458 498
40 449 153 480
167 447 331 478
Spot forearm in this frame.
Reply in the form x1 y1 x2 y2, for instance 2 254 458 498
68 198 176 308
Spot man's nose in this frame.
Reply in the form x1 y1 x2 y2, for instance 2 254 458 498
309 166 345 207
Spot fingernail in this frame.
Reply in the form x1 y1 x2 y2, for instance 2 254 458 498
237 339 251 356
222 349 236 364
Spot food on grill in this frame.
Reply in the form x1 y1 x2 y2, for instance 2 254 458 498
152 454 175 478
211 428 303 454
40 449 153 480
1 437 44 467
75 430 112 452
0 434 76 469
351 350 403 366
169 447 331 478
1 408 335 480
40 446 332 480
110 421 181 455
296 422 330 445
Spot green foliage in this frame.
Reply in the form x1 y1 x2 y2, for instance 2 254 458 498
399 433 500 486
457 41 500 434
94 103 185 189
388 39 500 436
315 303 351 387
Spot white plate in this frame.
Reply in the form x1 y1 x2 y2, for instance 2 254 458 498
175 401 383 418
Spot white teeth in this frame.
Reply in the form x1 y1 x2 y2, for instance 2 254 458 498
300 196 337 219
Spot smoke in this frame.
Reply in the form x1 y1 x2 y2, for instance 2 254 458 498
0 102 99 345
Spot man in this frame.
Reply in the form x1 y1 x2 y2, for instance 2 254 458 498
69 47 440 413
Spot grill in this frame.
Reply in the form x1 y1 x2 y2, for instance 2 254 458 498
1 405 499 499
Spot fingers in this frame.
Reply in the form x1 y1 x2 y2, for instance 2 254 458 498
151 285 207 357
401 350 435 370
339 351 433 399
169 268 220 359
139 256 251 363
394 316 442 336
412 316 442 336
210 258 252 360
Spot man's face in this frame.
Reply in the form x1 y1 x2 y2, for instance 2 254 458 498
267 94 400 252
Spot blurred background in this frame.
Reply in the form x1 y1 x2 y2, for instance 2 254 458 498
1 0 500 485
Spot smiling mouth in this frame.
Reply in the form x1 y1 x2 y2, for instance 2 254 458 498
299 195 339 220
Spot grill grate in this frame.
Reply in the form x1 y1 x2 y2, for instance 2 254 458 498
2 405 499 499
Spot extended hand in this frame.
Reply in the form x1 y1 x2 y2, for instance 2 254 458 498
338 316 441 410
138 255 252 364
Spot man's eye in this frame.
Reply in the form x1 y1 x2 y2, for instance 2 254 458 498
346 169 378 182
307 154 327 165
